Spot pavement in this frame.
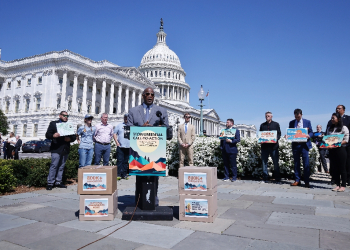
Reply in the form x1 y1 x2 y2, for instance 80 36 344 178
0 172 349 250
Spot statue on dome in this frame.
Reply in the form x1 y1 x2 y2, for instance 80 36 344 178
160 18 163 29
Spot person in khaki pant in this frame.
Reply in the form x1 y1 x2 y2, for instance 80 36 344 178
178 113 196 168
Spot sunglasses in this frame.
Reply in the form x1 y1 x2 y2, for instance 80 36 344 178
144 92 154 97
185 116 191 118
62 115 69 118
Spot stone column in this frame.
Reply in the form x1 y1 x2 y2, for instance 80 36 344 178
109 82 115 114
131 88 136 108
117 83 122 114
82 76 88 113
187 89 189 102
30 74 37 111
161 84 164 98
124 86 129 113
91 79 96 114
172 85 175 100
100 79 106 114
71 73 79 112
61 70 67 110
137 90 142 106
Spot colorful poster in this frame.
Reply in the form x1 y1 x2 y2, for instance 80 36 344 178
320 134 345 148
184 172 207 191
185 199 209 218
56 122 75 136
258 131 278 143
286 128 308 142
128 127 167 176
84 198 108 217
219 128 236 140
82 173 107 191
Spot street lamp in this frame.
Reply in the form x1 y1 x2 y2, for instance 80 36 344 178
198 85 205 136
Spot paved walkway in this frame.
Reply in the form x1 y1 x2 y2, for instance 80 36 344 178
0 173 349 250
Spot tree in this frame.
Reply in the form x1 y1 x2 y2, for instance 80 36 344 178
0 109 9 135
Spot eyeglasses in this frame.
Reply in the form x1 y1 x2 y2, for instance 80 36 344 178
144 92 154 97
62 115 69 118
185 116 191 118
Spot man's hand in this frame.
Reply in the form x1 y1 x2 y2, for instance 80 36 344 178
226 139 232 143
143 121 151 126
53 133 60 138
306 135 310 139
64 137 71 142
117 143 121 147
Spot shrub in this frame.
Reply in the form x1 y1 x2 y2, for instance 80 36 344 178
0 164 17 193
25 159 51 187
165 137 319 179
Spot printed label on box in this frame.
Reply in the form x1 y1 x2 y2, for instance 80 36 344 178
185 199 208 218
83 173 107 191
84 198 108 217
184 172 207 191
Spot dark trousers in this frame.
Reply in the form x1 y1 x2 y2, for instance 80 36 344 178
14 148 20 160
222 152 237 180
292 144 310 183
318 148 328 172
3 149 7 159
7 145 15 159
94 143 111 166
345 146 350 184
116 147 129 178
261 147 280 181
329 147 347 187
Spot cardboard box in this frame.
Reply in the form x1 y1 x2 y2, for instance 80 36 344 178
79 190 118 221
78 165 117 195
179 192 217 223
179 166 217 195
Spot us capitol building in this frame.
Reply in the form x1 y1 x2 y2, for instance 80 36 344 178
0 21 256 140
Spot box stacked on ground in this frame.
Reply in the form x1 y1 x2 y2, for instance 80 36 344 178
178 166 218 223
78 165 118 221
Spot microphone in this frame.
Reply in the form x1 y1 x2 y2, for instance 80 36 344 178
156 111 164 126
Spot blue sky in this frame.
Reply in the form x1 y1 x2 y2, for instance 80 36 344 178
1 0 349 132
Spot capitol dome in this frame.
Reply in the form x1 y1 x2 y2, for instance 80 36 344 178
138 19 190 107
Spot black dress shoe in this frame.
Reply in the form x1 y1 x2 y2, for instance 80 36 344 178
304 183 310 188
46 185 53 190
55 183 67 188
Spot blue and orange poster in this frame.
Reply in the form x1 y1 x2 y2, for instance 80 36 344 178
128 126 167 176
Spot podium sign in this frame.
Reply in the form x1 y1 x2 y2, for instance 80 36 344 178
128 126 167 176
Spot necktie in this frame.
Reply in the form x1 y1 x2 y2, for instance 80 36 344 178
185 123 187 134
145 106 150 121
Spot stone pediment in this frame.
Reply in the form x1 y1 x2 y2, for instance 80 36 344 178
112 67 153 86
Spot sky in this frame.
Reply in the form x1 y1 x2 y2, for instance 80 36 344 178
1 0 349 133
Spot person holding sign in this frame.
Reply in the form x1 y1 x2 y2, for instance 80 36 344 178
77 114 96 168
288 109 313 188
220 119 240 182
326 113 349 192
311 125 329 173
259 111 281 182
45 111 76 190
178 113 196 168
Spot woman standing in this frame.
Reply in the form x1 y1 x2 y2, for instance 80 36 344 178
77 114 96 168
7 132 16 159
327 113 349 192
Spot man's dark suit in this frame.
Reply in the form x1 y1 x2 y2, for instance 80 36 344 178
289 118 313 184
14 139 22 160
327 114 350 183
220 129 240 180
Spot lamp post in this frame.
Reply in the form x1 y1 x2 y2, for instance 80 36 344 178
198 85 205 136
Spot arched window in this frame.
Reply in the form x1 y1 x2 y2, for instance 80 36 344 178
164 71 166 77
159 71 162 77
179 75 181 80
155 71 157 77
168 72 170 78
151 71 153 77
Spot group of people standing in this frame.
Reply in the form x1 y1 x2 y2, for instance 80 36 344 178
1 132 22 160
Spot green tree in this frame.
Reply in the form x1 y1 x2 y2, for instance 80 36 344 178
0 109 9 135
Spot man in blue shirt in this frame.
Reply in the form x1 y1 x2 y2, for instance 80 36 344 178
114 114 130 179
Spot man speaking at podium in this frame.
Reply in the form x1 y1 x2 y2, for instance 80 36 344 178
127 87 169 207
127 87 169 127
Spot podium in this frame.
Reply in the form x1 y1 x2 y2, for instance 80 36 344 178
122 126 173 220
